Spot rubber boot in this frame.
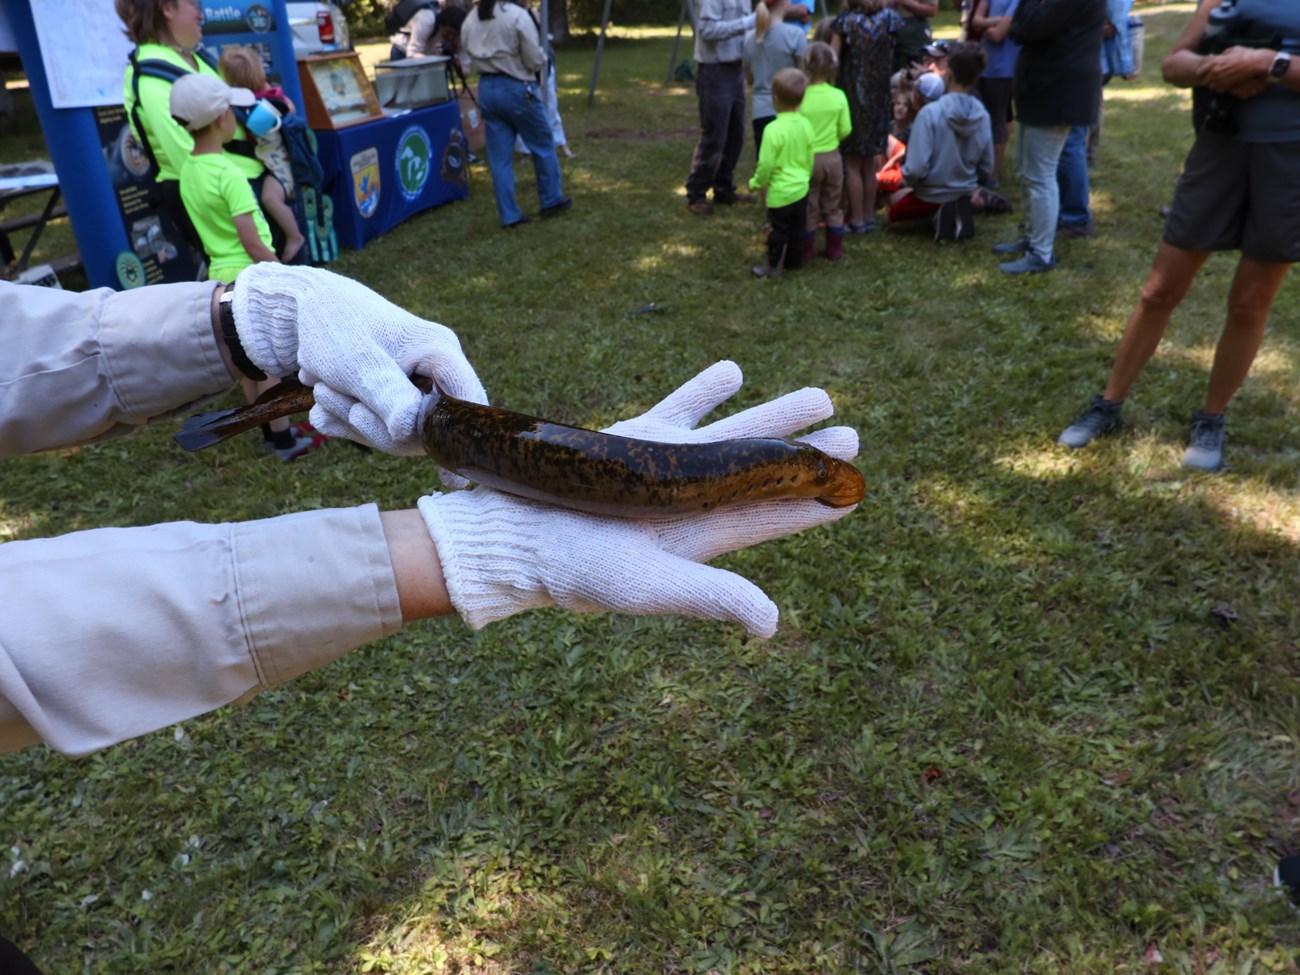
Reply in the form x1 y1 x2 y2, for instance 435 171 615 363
820 225 845 261
801 232 816 264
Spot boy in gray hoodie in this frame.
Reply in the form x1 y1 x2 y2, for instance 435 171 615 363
887 42 993 239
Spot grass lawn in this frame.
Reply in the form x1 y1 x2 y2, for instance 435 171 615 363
3 3 1300 972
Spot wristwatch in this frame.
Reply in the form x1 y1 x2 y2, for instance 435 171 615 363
1268 51 1291 83
218 282 268 381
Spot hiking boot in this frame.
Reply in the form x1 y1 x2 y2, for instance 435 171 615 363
1182 410 1226 472
999 252 1058 275
1058 394 1124 449
539 196 573 218
1056 220 1098 239
820 225 845 261
687 200 713 216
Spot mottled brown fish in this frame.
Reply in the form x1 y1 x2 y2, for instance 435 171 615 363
175 377 865 516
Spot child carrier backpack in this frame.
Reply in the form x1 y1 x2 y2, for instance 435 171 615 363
272 116 336 264
128 51 336 264
244 99 336 265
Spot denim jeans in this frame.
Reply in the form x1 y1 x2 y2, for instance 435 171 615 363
1016 123 1071 262
478 74 566 226
685 62 746 204
1056 124 1092 229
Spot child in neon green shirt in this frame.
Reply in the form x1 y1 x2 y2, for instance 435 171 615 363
171 73 321 462
171 74 276 282
799 43 852 261
749 68 815 278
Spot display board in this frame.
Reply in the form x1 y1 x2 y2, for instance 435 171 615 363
298 53 384 129
5 0 304 289
29 1 134 108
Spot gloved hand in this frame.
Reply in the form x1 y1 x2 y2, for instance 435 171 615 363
232 264 487 462
416 361 859 639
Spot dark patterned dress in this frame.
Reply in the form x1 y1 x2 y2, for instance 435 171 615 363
831 8 903 156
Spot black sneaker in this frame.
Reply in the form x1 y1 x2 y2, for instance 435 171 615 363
955 195 975 240
1058 394 1124 448
539 196 573 219
1276 855 1300 909
935 198 967 244
1182 410 1226 472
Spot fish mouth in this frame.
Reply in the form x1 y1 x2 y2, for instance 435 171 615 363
817 465 866 508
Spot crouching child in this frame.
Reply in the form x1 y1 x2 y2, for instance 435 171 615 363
887 42 993 242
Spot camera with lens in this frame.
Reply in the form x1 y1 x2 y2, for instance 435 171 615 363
1192 1 1287 134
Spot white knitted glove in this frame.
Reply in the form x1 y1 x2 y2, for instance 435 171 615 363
232 264 487 459
416 361 859 638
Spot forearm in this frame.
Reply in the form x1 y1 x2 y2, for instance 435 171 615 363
0 504 413 756
236 215 279 265
1163 48 1206 88
0 280 239 457
381 509 453 621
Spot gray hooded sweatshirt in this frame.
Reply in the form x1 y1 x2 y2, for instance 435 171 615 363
901 91 994 204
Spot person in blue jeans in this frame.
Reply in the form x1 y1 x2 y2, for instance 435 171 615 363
1055 124 1093 236
991 0 1105 274
461 0 572 228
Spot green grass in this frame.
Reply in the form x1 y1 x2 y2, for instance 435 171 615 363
4 4 1300 972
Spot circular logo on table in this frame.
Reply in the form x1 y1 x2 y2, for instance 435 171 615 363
115 251 147 290
395 125 432 201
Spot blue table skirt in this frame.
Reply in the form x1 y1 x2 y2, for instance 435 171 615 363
313 100 470 251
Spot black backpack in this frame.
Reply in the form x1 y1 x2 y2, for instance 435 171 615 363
128 49 261 171
385 0 438 35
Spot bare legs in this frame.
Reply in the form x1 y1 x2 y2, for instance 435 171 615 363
1102 243 1292 414
1103 242 1209 402
842 153 875 228
260 178 305 264
1203 257 1291 413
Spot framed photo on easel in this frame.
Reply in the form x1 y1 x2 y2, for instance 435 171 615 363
297 53 384 129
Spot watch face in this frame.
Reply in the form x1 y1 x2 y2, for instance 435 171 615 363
1272 54 1291 78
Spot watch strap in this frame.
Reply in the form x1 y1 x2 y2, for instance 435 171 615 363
218 283 269 381
1269 52 1291 82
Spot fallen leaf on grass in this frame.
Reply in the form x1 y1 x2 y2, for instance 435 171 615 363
1210 604 1239 623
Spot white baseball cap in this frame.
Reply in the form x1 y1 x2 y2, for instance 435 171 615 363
916 72 946 102
169 73 256 131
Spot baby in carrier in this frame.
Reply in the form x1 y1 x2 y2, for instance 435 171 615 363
219 46 305 263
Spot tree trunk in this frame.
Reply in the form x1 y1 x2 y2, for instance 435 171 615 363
548 0 570 43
